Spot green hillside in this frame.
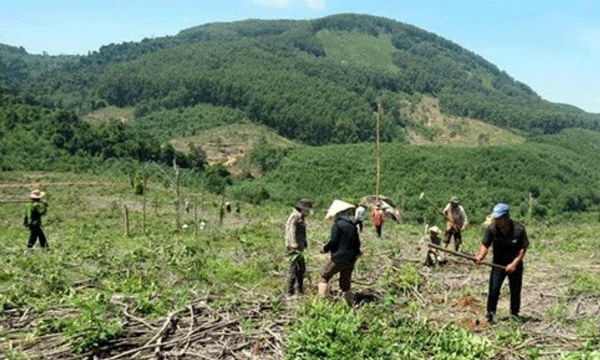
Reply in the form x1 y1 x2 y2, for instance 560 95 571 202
3 14 600 147
1 14 600 359
251 128 600 223
1 13 600 222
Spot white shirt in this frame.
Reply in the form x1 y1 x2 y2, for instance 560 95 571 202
355 205 367 221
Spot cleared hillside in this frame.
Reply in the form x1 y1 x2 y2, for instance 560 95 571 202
402 96 525 145
169 123 297 174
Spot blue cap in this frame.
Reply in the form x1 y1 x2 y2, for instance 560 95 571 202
491 203 510 219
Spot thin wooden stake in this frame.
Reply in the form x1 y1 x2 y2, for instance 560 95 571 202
142 173 147 233
194 203 198 238
123 204 130 237
174 159 181 232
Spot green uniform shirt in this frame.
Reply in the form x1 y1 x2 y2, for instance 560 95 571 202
24 201 47 227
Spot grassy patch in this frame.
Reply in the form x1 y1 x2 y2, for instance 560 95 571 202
317 30 399 73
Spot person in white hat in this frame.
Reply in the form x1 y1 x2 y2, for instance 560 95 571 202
475 203 529 323
24 189 49 250
285 199 313 297
419 225 444 266
318 200 361 306
442 196 469 252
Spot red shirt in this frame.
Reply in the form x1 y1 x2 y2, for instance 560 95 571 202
371 208 385 226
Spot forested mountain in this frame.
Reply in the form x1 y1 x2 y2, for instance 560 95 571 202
2 13 600 147
2 13 600 221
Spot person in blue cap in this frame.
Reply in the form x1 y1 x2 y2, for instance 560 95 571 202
475 203 529 323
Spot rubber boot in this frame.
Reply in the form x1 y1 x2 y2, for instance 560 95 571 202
287 277 296 296
342 290 354 307
317 282 328 298
296 275 304 295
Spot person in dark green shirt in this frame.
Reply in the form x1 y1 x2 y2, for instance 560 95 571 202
24 189 49 250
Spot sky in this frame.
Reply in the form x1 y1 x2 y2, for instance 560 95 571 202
1 0 599 113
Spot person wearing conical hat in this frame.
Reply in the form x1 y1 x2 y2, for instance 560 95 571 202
442 196 469 252
24 189 49 250
285 198 313 298
318 200 361 306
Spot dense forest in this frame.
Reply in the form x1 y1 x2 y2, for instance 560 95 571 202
3 14 600 144
1 13 600 221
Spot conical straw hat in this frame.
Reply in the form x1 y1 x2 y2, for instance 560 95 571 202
325 199 355 220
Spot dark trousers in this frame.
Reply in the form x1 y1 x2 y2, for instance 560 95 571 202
321 260 355 292
356 220 363 233
287 254 306 295
27 225 48 249
487 266 523 316
444 228 462 251
375 224 382 237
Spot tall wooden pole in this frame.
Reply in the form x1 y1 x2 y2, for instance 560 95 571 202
376 103 382 201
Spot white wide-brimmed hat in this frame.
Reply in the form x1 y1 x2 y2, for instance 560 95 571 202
428 225 441 234
30 189 46 199
325 199 355 220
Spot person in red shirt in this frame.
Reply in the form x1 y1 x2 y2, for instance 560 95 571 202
371 203 385 238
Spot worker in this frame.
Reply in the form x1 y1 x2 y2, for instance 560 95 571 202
371 203 385 238
24 189 49 250
354 203 367 233
442 196 468 251
419 225 445 266
319 200 361 306
285 199 313 297
475 203 529 323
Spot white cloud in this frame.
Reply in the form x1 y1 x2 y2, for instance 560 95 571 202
253 0 325 10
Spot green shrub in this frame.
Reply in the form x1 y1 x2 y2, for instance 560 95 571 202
285 300 493 359
229 181 270 204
